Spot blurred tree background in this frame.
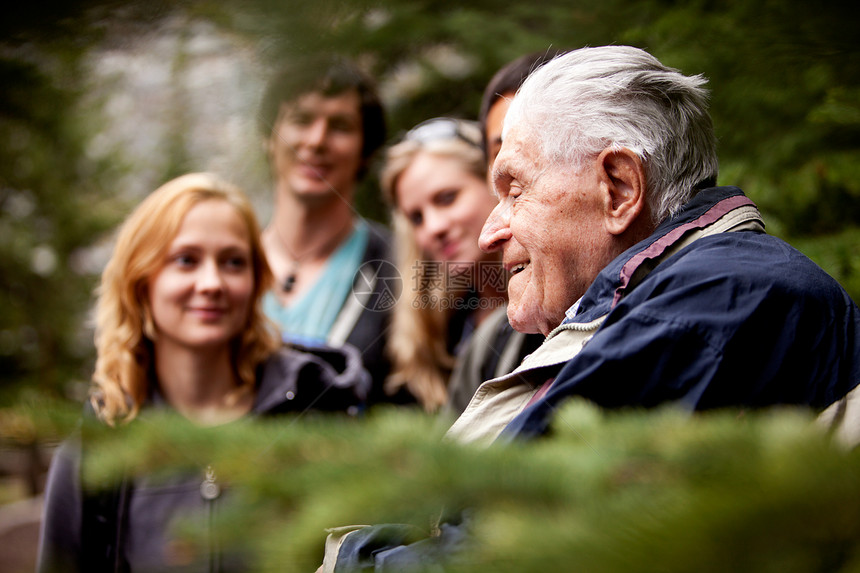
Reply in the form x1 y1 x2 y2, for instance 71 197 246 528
2 0 859 406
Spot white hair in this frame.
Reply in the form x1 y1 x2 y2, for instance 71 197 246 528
505 45 719 223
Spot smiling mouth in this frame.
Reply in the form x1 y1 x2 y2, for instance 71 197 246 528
299 163 328 177
441 242 459 259
191 307 227 317
510 262 528 275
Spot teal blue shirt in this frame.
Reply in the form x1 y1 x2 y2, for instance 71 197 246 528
263 221 368 347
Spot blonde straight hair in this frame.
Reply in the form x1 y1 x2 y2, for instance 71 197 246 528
380 126 487 411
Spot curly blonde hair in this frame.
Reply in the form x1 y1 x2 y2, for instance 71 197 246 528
380 122 489 411
92 173 281 425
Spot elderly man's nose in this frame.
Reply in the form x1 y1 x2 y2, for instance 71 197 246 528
479 200 512 252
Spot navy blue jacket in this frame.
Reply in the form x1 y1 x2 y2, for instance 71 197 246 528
327 186 860 572
503 186 860 439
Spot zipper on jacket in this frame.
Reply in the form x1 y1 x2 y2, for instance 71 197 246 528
200 465 221 573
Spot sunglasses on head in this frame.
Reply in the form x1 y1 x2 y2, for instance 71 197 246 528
403 117 483 149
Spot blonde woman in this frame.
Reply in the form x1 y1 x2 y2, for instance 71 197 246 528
380 118 508 412
38 173 368 572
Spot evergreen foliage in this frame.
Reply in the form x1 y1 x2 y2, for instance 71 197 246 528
1 19 128 405
9 400 860 571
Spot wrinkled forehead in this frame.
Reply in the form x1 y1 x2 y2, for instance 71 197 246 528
495 93 545 163
491 123 546 191
500 83 530 141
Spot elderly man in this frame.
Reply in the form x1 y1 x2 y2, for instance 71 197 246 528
323 46 860 571
446 45 860 443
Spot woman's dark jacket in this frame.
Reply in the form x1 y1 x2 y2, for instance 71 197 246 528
36 344 370 573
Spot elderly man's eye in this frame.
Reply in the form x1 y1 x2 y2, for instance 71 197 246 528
509 181 524 199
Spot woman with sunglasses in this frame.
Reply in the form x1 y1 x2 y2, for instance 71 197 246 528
379 118 508 412
37 173 369 572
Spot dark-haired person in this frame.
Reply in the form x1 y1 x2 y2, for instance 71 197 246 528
478 49 568 173
258 57 396 404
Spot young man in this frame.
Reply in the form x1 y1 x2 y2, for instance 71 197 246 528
258 57 397 404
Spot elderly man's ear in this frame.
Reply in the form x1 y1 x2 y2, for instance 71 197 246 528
597 147 647 236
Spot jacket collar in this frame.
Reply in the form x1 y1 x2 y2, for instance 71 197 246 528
253 342 370 414
567 186 762 324
135 343 369 420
